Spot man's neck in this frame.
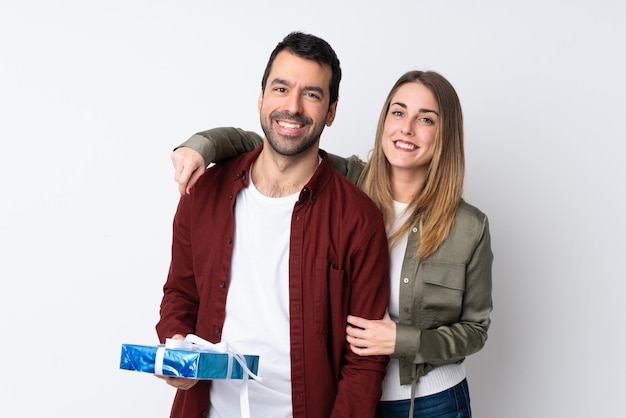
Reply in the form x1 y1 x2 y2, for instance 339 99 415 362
251 143 320 197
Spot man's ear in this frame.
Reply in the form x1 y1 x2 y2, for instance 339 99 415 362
257 90 264 113
325 101 338 127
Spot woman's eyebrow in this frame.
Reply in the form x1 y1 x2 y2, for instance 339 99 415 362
390 101 439 116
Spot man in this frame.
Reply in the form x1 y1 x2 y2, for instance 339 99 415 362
156 32 390 418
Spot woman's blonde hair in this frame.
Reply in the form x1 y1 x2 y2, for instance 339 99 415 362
357 71 464 259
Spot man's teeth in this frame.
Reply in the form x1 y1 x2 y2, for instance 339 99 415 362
278 121 302 129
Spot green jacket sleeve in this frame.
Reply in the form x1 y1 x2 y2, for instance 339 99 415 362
416 217 492 365
326 154 365 185
176 127 262 165
177 127 366 184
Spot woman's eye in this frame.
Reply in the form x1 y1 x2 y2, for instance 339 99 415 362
391 110 404 117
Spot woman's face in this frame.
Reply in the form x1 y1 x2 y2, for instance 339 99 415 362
382 82 439 178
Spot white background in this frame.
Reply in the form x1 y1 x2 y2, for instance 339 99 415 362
1 1 625 417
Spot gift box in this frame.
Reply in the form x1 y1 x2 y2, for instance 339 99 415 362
120 341 260 380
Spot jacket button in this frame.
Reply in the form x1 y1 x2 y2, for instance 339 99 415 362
403 277 410 284
219 281 226 288
202 411 209 417
214 326 221 333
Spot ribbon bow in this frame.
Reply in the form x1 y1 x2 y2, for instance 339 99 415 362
156 334 261 418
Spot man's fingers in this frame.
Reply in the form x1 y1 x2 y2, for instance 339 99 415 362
158 375 199 390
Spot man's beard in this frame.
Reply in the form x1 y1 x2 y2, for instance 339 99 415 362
260 110 326 156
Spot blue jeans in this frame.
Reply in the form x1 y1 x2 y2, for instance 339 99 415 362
375 379 472 418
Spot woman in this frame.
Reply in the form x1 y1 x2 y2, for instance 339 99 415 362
171 71 493 418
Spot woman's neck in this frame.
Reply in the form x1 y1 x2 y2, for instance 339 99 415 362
390 167 427 203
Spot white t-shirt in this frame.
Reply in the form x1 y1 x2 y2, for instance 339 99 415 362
209 177 299 418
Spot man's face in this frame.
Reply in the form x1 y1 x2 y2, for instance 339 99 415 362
258 50 337 157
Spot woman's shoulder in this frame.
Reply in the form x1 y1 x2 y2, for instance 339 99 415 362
454 199 490 232
326 153 365 185
430 199 491 261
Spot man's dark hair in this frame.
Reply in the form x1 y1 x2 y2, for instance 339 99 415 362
261 31 341 106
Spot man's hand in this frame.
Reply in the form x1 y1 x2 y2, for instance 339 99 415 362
171 147 206 195
155 334 200 390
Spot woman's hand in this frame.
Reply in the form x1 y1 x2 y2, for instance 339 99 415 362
346 310 396 356
171 147 206 195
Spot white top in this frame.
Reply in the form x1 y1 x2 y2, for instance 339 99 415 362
209 176 299 418
380 201 466 401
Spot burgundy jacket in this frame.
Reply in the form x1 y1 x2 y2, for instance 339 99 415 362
156 145 390 418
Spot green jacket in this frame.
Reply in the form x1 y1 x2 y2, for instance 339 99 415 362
179 127 364 184
179 128 493 386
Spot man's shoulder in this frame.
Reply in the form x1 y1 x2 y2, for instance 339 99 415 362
199 150 254 178
193 151 254 196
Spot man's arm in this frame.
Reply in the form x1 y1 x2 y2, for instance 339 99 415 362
156 195 200 341
172 127 367 194
331 212 390 417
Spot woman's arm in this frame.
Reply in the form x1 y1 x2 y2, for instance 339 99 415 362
172 127 367 191
395 215 494 365
177 127 263 165
171 128 262 194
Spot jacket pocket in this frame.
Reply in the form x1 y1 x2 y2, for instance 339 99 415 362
314 258 345 335
418 261 465 326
